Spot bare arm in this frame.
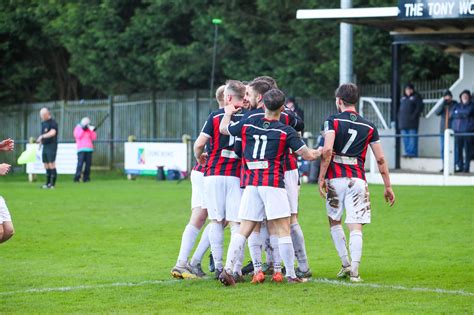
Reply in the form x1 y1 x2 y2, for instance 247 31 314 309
194 134 209 165
219 104 238 135
295 145 321 161
317 131 335 197
37 129 57 143
0 138 14 151
370 142 395 206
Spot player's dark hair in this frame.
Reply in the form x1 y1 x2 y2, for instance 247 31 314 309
252 76 278 89
263 89 286 111
335 83 359 105
225 80 246 100
249 80 272 97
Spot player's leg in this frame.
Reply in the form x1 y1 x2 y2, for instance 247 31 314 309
205 176 226 276
220 219 258 286
326 178 351 277
247 223 262 275
260 221 274 269
286 169 311 278
189 222 211 272
0 197 14 244
48 162 57 188
42 148 51 188
171 170 208 279
345 179 371 282
225 177 244 280
267 220 281 275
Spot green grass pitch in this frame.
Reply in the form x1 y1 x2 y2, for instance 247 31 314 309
1 174 473 313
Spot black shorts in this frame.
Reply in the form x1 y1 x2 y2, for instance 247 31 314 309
42 144 58 163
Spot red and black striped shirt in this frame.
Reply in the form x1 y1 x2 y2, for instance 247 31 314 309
192 163 207 173
201 108 245 178
229 116 306 188
324 111 380 181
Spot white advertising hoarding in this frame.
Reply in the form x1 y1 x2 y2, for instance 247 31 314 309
124 142 187 175
26 143 78 174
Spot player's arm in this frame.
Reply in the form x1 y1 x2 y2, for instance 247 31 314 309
219 104 240 135
370 142 395 206
287 110 305 132
295 145 321 161
0 138 14 151
194 134 209 166
318 130 335 198
288 128 321 161
0 163 11 175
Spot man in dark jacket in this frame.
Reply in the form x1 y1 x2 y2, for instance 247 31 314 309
398 83 424 157
435 90 457 171
451 90 474 173
286 97 305 121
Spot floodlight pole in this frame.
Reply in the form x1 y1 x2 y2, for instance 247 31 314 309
209 18 222 106
339 0 353 84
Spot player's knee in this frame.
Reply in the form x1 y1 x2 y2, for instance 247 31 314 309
328 217 341 226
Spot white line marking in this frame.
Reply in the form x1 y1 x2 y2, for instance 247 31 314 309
0 278 472 297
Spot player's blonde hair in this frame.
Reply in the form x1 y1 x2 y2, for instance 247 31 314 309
216 85 225 105
224 80 246 100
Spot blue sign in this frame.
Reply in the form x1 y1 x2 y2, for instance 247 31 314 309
399 0 474 19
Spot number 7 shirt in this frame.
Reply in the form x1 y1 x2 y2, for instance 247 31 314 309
228 116 307 188
201 108 246 177
324 110 380 180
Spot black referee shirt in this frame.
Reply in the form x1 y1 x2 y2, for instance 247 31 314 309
41 119 58 145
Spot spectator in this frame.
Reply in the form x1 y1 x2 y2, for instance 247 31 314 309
451 90 474 173
435 90 457 172
398 83 424 157
73 117 97 182
286 97 305 121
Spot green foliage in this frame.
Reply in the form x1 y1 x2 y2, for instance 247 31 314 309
1 0 459 102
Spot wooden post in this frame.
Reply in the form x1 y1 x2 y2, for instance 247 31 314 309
151 90 157 140
182 134 192 177
28 137 36 183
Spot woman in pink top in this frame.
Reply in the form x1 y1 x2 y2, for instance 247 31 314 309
73 117 97 182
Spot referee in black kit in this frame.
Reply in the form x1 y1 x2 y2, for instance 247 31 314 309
36 108 58 189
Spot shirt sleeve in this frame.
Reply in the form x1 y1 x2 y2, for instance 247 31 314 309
370 126 380 144
227 119 244 137
284 110 304 132
287 127 306 152
323 117 335 134
200 113 214 138
51 120 58 131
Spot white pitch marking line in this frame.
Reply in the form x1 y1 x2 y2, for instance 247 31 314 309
0 278 472 297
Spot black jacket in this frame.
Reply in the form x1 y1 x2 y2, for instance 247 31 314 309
398 93 424 130
435 100 457 132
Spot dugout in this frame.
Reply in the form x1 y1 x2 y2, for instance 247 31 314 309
297 0 474 169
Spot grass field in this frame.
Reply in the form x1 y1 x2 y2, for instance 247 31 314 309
0 173 473 313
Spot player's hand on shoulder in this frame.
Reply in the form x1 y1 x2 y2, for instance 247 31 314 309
384 186 395 206
0 163 11 175
0 138 14 151
318 178 327 199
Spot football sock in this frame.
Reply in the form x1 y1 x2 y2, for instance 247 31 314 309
46 169 51 185
248 231 263 272
176 224 200 267
330 225 351 267
209 222 224 270
50 168 57 186
190 224 211 267
261 225 273 265
230 223 243 275
291 223 309 272
278 236 296 278
270 235 281 272
349 230 363 276
224 233 246 273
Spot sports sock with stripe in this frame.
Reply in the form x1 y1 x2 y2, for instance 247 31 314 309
208 222 224 270
349 230 363 276
330 225 351 267
290 223 309 273
278 236 296 278
248 231 263 272
269 235 281 272
190 224 211 267
176 224 200 267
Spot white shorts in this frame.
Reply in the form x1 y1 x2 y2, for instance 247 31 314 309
285 169 300 214
190 170 206 209
204 175 242 222
326 178 371 224
0 197 12 224
239 186 291 222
